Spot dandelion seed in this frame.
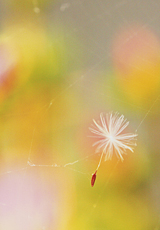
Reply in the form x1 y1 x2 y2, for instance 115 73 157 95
91 170 97 187
89 112 137 186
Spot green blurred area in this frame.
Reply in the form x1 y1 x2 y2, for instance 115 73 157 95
0 0 159 229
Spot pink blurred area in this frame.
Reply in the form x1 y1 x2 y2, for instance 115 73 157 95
0 168 74 230
112 25 160 104
0 172 55 229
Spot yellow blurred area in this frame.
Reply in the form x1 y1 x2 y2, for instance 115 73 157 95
0 23 67 87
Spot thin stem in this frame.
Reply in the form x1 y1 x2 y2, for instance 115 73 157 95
96 150 105 171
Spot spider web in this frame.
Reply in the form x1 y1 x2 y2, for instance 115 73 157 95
0 0 160 229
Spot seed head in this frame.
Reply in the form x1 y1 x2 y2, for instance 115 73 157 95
89 112 137 162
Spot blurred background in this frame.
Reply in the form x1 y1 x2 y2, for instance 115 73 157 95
0 0 160 229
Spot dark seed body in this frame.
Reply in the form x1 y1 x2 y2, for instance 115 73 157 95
91 171 97 187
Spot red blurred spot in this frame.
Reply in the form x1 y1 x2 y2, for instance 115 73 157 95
0 44 18 101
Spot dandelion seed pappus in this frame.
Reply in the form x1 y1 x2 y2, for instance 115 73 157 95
89 112 137 187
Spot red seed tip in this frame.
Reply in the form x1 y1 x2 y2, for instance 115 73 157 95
91 170 97 187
